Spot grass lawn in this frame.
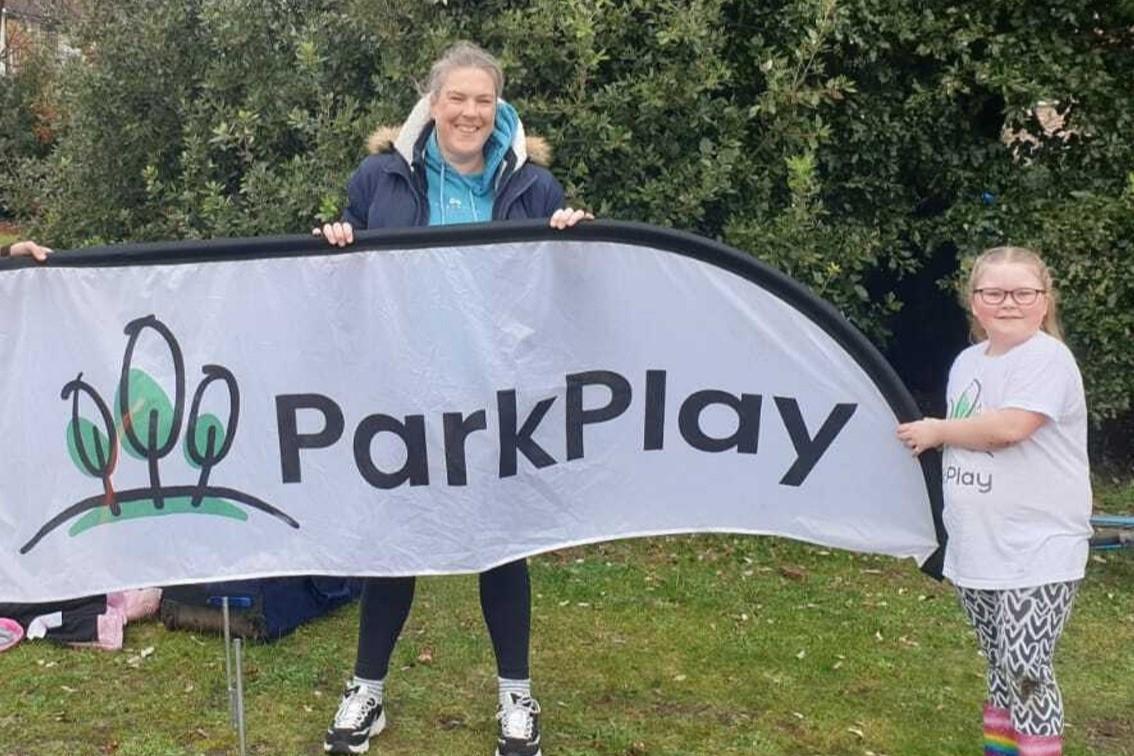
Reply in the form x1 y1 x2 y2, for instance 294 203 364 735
2 485 1132 756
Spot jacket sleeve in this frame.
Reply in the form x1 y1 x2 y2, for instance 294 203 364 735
342 158 376 228
541 173 566 217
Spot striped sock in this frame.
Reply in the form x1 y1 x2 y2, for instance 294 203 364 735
352 675 385 704
984 703 1017 755
1016 733 1062 756
498 677 532 707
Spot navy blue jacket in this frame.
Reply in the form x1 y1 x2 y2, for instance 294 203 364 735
343 123 565 230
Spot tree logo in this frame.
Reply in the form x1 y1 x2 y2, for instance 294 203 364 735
947 378 992 458
20 315 299 554
948 379 981 419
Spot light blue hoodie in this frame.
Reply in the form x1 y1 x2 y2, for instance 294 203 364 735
424 100 520 226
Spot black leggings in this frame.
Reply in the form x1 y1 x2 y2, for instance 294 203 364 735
354 559 531 680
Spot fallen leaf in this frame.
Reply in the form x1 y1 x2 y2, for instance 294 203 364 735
779 566 807 581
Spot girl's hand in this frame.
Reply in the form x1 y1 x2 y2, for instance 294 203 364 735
313 221 355 247
549 207 593 230
896 418 943 456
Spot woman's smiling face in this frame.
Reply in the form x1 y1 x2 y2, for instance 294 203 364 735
430 66 497 173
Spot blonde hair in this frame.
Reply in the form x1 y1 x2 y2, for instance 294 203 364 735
425 41 504 102
964 245 1064 342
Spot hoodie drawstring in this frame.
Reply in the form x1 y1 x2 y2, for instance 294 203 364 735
437 160 482 225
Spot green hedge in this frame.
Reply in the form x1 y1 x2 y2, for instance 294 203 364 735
3 0 1133 433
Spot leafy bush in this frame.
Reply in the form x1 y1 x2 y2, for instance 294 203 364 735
0 43 62 217
6 0 1133 435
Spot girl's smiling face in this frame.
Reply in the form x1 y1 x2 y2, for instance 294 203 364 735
971 261 1049 355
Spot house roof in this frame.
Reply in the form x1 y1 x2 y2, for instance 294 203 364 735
2 1 73 22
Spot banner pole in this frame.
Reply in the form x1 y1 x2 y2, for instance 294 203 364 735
222 597 236 725
234 637 247 756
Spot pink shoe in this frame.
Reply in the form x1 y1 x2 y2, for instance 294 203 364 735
0 617 23 653
69 607 125 651
107 588 163 623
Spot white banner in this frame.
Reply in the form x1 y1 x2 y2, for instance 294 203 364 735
0 222 943 601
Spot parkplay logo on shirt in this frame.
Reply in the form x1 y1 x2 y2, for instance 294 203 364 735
944 378 994 494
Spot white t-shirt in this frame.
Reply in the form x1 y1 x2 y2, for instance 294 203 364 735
941 331 1092 589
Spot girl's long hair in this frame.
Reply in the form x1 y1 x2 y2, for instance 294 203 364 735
964 246 1064 342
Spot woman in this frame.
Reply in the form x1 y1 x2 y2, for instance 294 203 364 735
318 42 586 756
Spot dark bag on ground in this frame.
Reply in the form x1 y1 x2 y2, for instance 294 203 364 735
160 576 362 642
0 595 107 643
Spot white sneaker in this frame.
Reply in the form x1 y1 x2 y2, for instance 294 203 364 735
324 684 386 754
495 692 542 756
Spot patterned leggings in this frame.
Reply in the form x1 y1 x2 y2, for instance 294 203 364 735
956 581 1080 737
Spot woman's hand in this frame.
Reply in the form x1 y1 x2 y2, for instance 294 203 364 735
7 240 53 262
548 207 593 230
896 418 943 456
313 221 355 247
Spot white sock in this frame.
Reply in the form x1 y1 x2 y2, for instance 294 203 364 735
498 677 532 707
352 675 385 704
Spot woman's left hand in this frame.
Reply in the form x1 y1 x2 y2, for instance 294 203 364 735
549 207 594 230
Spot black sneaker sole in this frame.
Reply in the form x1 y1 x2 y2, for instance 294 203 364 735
324 710 386 754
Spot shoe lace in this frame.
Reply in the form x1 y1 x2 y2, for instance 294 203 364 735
334 686 378 729
497 694 540 740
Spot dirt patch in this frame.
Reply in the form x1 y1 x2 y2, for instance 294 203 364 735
1082 717 1134 755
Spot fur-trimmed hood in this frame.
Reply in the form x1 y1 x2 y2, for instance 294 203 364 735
366 96 553 167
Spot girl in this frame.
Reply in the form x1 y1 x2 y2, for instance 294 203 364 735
897 246 1092 756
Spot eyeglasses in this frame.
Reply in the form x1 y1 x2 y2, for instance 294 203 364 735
973 287 1047 306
